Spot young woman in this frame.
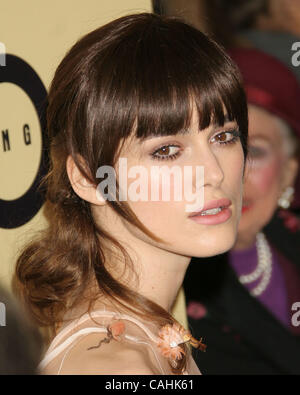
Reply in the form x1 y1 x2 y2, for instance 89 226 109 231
13 12 248 375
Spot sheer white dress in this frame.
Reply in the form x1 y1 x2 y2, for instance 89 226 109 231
38 309 201 375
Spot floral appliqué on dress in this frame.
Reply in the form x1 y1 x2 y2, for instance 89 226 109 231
87 318 206 365
87 320 125 350
157 322 207 362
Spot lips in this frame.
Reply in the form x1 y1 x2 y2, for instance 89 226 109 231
242 200 253 214
242 206 251 213
188 198 232 217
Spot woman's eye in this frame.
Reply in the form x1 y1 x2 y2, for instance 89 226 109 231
211 130 240 145
151 145 181 160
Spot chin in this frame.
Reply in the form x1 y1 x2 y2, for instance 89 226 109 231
190 233 237 258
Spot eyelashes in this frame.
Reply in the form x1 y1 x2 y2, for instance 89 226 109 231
150 129 241 161
211 129 241 145
151 145 181 161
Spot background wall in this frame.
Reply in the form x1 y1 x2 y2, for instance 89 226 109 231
0 0 152 290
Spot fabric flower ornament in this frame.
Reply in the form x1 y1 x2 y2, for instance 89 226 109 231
157 323 186 361
108 320 125 341
87 319 125 350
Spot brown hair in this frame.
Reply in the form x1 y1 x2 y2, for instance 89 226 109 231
13 12 248 373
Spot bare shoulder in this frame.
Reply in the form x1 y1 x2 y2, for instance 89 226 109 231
43 332 159 375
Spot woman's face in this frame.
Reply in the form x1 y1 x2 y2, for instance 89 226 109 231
237 104 298 247
114 107 245 258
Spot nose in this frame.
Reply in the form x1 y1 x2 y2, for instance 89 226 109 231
195 147 224 189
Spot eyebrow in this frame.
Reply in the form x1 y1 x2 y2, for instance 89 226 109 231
248 134 272 142
139 114 237 142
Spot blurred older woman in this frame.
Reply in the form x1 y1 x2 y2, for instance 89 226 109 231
184 48 300 374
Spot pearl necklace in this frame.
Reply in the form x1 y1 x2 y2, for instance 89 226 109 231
238 232 272 296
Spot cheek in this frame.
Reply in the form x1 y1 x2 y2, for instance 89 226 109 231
124 166 185 227
239 158 285 235
222 147 245 191
246 159 282 196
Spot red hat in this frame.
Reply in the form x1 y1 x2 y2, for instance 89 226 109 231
228 47 300 208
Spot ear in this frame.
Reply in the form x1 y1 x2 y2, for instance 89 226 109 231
281 156 299 192
66 155 106 205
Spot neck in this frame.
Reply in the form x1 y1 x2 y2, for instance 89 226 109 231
233 233 257 251
131 238 190 312
93 206 190 313
110 232 190 313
